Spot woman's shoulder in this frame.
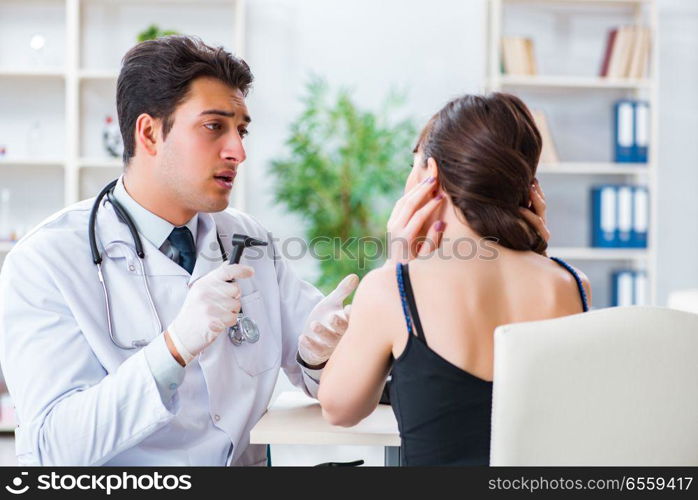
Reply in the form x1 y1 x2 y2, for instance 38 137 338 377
541 255 592 309
551 257 592 308
355 263 402 299
346 264 406 341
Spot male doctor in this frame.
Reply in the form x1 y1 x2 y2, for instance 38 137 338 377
0 37 364 466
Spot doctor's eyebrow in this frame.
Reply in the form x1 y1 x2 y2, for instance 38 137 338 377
199 109 251 124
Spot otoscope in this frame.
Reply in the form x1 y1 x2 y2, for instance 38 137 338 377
227 233 268 345
228 233 268 265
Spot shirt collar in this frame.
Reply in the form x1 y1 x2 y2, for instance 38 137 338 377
112 175 198 250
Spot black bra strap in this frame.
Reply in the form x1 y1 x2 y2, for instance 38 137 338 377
401 263 428 345
549 256 589 312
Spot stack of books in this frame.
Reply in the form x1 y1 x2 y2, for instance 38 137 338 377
614 99 649 163
600 25 651 79
592 185 648 248
501 36 537 75
612 270 647 307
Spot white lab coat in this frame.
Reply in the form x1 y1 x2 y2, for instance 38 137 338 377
0 197 324 466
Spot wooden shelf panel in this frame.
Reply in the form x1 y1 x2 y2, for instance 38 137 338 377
496 75 651 89
503 0 652 6
549 247 648 260
537 163 650 175
78 158 123 169
78 69 119 81
0 159 65 168
0 68 65 79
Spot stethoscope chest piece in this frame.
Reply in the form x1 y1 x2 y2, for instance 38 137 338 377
228 314 261 345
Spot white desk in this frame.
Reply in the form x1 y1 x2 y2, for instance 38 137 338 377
250 391 401 466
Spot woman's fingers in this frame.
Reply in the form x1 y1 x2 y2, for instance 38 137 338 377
519 207 551 243
533 178 546 202
403 193 445 239
417 220 446 257
530 182 547 224
392 176 438 229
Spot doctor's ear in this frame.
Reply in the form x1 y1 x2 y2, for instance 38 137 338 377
134 113 160 157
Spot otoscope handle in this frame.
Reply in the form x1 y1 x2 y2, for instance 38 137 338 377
229 245 246 265
225 233 269 292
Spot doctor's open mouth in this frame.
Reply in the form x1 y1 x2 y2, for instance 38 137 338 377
213 170 236 190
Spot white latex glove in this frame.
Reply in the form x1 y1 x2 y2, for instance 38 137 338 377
168 263 254 364
298 274 359 367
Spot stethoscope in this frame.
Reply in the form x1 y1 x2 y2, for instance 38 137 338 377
89 179 267 350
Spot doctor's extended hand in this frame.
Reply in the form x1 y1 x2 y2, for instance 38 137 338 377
297 274 360 368
166 263 254 365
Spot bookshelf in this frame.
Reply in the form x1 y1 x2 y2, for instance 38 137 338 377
487 0 658 307
0 0 247 250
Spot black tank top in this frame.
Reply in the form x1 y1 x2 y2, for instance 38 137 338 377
389 257 589 466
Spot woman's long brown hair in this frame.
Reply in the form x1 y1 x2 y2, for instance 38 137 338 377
418 92 547 255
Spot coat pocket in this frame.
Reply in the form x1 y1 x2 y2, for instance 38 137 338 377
230 291 280 376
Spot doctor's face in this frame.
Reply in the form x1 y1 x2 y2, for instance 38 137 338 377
157 76 250 213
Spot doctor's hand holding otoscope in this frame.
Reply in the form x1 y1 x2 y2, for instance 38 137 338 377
163 232 358 369
165 262 254 366
165 234 270 366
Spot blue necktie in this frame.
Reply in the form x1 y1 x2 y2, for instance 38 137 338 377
167 226 197 274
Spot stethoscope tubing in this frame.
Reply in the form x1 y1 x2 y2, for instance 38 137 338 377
89 179 234 350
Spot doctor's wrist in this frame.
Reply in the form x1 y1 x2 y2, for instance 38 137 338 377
164 331 186 367
296 351 327 370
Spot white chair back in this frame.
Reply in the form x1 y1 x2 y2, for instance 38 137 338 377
490 306 698 465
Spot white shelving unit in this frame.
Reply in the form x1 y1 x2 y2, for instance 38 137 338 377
0 0 246 255
487 0 659 306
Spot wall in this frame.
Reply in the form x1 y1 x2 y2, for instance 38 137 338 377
656 0 698 304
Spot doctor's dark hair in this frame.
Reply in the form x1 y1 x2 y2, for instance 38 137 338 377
117 35 253 165
416 93 546 254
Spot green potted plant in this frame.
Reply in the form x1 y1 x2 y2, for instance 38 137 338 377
270 77 416 293
137 24 180 42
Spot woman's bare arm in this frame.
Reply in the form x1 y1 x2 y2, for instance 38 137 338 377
318 267 397 427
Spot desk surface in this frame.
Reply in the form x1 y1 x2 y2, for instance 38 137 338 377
250 391 400 447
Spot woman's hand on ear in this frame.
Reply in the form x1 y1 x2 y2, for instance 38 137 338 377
386 175 446 263
519 178 550 254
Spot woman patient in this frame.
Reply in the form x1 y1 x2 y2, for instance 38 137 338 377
318 92 591 466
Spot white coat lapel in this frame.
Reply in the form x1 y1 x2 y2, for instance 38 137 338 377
190 212 225 284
